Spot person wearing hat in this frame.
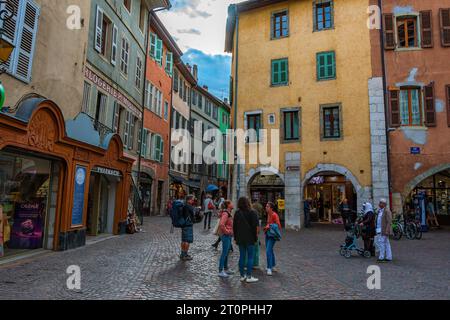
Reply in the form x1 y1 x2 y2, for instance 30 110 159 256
375 199 393 262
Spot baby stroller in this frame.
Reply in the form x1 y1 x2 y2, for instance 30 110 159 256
339 222 371 259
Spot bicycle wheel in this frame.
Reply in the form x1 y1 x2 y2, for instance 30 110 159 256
415 223 423 240
405 223 416 240
393 225 402 240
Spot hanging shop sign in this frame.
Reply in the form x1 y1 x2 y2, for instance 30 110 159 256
92 166 122 177
71 165 87 227
410 147 421 155
9 202 45 249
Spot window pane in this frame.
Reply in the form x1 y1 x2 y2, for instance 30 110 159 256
398 22 406 47
293 112 299 139
400 90 409 125
411 89 421 125
407 20 416 47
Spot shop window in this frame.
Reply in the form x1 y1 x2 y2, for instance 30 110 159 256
271 10 289 39
0 151 55 255
320 104 342 140
314 0 334 31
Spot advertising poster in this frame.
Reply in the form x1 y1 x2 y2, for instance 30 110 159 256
9 202 44 249
0 206 4 257
71 166 87 226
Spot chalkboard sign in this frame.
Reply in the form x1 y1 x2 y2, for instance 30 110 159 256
71 166 87 226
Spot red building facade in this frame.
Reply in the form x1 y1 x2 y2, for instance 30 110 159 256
140 13 183 216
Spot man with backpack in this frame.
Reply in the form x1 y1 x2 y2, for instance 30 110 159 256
170 195 196 261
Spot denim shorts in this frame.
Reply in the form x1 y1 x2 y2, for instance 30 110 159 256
182 226 194 243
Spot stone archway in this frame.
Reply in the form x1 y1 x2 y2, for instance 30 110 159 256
402 163 450 198
302 164 371 214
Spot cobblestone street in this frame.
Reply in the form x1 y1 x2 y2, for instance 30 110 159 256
0 217 449 300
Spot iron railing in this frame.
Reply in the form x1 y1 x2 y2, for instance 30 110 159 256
82 112 114 146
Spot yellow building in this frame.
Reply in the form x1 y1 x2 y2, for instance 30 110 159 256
225 0 389 229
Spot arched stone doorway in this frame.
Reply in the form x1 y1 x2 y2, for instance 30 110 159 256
248 172 285 225
302 164 370 224
402 164 450 225
304 171 357 223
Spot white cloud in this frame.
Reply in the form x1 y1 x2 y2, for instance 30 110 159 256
157 0 245 55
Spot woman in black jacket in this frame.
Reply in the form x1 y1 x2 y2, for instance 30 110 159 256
233 197 259 283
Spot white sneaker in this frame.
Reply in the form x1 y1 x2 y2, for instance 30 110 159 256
240 276 247 282
246 277 259 283
267 269 273 276
218 271 229 278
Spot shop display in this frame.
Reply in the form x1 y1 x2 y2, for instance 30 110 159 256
9 201 45 249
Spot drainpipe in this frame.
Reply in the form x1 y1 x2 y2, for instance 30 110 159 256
378 0 393 208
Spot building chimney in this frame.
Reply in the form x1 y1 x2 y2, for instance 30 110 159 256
203 85 208 91
186 63 192 73
193 64 198 81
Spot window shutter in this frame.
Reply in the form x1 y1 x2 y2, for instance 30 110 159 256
424 83 436 127
124 111 130 148
128 116 135 150
420 11 433 48
1 0 20 72
149 33 157 57
14 0 40 83
113 102 120 133
166 52 173 75
272 60 279 84
111 24 118 65
383 13 396 50
440 8 450 46
159 139 164 163
156 38 163 64
389 90 400 127
95 5 103 53
446 85 450 127
174 70 179 92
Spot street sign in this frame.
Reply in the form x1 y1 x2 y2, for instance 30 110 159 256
410 147 421 155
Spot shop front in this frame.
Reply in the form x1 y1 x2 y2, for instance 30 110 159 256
0 98 133 258
304 172 357 223
404 169 450 225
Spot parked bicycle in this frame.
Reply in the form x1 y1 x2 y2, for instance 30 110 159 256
391 212 422 240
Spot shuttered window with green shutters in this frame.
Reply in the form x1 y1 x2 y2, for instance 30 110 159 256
271 58 288 86
317 51 336 81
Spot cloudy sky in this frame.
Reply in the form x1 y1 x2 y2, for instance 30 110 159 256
157 0 244 101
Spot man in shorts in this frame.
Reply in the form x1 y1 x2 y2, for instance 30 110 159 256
180 195 195 261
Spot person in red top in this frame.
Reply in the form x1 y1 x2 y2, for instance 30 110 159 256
264 202 281 276
218 200 235 278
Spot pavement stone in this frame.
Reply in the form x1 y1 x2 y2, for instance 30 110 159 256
0 217 449 300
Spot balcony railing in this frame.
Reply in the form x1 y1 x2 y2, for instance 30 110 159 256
82 112 114 146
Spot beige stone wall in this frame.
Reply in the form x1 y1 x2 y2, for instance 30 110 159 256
2 0 91 121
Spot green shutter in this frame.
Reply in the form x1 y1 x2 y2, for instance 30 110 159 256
166 52 173 75
150 33 157 58
317 51 336 80
156 38 163 64
272 59 288 85
272 60 279 85
293 112 299 139
159 139 164 162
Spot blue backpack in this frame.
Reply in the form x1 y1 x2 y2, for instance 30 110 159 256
170 200 187 228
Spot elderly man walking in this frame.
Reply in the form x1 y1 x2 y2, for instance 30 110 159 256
375 199 393 263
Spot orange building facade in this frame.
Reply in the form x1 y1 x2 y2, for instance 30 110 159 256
0 99 133 257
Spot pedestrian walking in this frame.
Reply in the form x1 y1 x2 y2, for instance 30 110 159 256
180 195 196 261
233 197 259 283
264 202 282 276
218 200 235 278
203 194 215 230
359 202 376 257
375 199 393 263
